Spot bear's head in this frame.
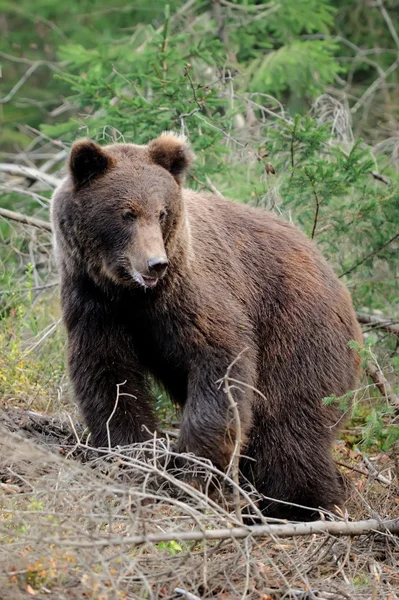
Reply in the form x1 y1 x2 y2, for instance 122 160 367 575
52 133 193 289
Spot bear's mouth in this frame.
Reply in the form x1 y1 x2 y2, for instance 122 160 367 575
141 274 159 288
132 269 159 289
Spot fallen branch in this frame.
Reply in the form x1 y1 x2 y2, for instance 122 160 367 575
0 163 61 188
359 450 397 489
356 311 399 336
56 517 399 548
365 362 399 413
0 207 52 232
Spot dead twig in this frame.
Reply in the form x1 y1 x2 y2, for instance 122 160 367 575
356 447 397 488
20 319 62 359
376 0 399 52
366 361 399 413
174 588 201 600
370 171 389 185
222 349 249 524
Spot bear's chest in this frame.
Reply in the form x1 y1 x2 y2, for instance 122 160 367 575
126 302 191 405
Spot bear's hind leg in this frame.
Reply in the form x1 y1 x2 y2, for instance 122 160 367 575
242 420 345 522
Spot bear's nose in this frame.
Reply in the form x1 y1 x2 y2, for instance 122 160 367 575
147 257 168 277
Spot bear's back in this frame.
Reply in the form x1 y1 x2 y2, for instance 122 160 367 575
181 189 362 398
183 188 351 313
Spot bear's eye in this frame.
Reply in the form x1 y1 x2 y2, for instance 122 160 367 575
159 209 167 221
122 210 137 222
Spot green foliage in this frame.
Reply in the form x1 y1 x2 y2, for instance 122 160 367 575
2 0 398 147
360 406 399 452
348 338 377 369
266 116 398 310
248 40 341 97
44 31 225 148
224 0 339 97
271 0 335 38
322 390 354 412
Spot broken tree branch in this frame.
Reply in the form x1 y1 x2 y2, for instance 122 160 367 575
0 163 61 188
356 312 399 336
55 517 399 548
0 207 52 232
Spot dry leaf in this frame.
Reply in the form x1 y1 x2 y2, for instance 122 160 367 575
26 584 36 596
265 162 276 174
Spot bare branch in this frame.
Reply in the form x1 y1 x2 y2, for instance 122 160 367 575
211 1 229 45
0 50 64 66
357 449 397 489
0 163 61 188
0 207 52 232
351 59 399 114
356 312 399 336
339 232 399 278
376 0 399 52
56 517 399 548
218 0 276 10
0 63 42 105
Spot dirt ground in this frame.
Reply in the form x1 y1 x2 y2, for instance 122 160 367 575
0 408 398 600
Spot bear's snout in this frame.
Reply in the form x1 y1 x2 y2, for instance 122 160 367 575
130 255 169 288
147 256 168 278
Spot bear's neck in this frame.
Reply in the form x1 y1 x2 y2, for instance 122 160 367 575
164 195 194 279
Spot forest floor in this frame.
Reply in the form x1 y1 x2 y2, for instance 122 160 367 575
0 405 398 600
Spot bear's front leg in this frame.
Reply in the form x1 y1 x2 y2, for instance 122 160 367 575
176 349 255 470
63 285 157 448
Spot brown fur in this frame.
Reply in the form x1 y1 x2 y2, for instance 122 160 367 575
51 133 362 520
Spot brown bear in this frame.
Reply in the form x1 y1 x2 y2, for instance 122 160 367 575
51 132 362 521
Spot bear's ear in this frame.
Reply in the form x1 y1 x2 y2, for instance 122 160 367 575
148 132 194 183
69 139 114 187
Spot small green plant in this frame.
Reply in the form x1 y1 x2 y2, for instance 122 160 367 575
360 406 399 451
157 540 183 555
0 282 66 413
27 498 44 512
